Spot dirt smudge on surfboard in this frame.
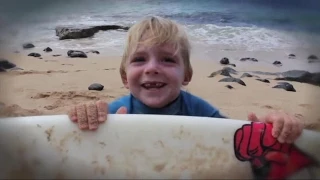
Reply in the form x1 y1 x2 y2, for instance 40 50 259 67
8 161 35 179
45 126 54 141
46 130 81 154
172 125 192 140
99 142 106 147
104 155 114 174
153 163 167 172
153 140 165 148
222 137 231 144
59 131 81 150
124 154 138 178
92 160 106 175
105 155 113 164
8 146 35 179
169 143 252 179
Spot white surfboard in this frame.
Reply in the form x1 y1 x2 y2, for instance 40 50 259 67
0 114 319 179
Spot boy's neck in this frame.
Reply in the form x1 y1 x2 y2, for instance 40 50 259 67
131 91 182 115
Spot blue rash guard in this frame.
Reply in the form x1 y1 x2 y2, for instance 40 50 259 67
108 90 227 118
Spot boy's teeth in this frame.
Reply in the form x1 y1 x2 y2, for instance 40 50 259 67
142 82 165 88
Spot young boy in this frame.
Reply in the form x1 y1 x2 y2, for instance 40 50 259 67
68 16 304 144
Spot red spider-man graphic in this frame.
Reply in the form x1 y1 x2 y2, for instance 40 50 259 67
234 122 317 179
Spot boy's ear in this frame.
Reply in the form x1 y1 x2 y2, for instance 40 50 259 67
182 72 192 86
121 73 129 89
182 81 189 86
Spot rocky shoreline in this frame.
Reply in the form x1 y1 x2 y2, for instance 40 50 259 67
1 23 320 97
55 24 130 40
211 55 320 91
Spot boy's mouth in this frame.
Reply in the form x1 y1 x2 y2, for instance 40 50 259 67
141 82 167 89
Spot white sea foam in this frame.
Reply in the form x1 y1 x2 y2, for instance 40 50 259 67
1 13 319 53
186 24 320 51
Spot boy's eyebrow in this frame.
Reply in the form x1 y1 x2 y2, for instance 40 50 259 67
131 50 146 57
160 50 178 58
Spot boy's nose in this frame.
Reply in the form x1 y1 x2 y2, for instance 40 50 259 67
144 60 159 74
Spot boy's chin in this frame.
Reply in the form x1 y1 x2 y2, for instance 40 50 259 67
141 98 171 109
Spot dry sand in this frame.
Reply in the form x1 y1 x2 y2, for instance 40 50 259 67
0 48 320 131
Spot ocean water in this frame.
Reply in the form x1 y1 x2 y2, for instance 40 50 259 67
0 0 320 52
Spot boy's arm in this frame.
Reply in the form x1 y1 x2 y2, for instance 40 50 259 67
108 95 131 114
210 108 228 118
184 91 228 118
200 100 228 118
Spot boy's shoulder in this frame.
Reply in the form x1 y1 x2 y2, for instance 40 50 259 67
180 90 226 118
108 95 132 114
108 91 227 118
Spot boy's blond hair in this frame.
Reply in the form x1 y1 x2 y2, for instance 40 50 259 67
120 16 193 84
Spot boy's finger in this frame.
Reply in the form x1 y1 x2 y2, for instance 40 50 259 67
278 115 293 143
76 104 89 130
116 106 127 114
265 113 283 138
96 100 107 123
87 102 99 130
68 106 77 122
287 116 301 143
247 112 260 122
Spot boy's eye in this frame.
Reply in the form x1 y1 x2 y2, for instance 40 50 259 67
132 57 145 62
163 57 175 63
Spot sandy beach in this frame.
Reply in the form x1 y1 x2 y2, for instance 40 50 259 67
1 46 319 131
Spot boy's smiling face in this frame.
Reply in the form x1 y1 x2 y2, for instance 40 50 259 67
122 43 190 108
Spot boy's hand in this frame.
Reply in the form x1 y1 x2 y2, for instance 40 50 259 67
68 100 127 130
247 111 304 144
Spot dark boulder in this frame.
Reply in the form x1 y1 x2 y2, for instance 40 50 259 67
256 78 270 83
208 70 229 78
218 77 246 86
275 70 320 86
308 55 318 60
87 50 100 54
220 70 231 77
222 67 237 75
272 82 296 92
208 67 237 78
240 73 253 78
288 54 296 59
28 53 41 57
220 57 229 65
240 57 258 62
67 50 87 58
88 83 104 91
228 63 236 67
22 43 35 49
53 54 61 57
56 25 130 40
43 47 52 52
225 85 234 89
0 59 16 69
308 55 319 63
273 61 282 66
56 27 96 40
248 71 279 76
